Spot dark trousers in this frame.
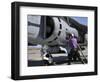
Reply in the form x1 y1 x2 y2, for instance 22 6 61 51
68 48 84 64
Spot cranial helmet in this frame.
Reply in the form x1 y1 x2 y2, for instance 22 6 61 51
71 33 74 37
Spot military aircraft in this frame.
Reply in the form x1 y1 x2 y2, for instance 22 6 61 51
28 16 87 49
28 15 87 64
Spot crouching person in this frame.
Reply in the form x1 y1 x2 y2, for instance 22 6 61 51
41 45 54 66
43 52 54 65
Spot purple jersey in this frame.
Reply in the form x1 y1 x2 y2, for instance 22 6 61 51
69 37 78 49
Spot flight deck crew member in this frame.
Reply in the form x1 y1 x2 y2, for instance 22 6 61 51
68 33 84 65
41 45 54 65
